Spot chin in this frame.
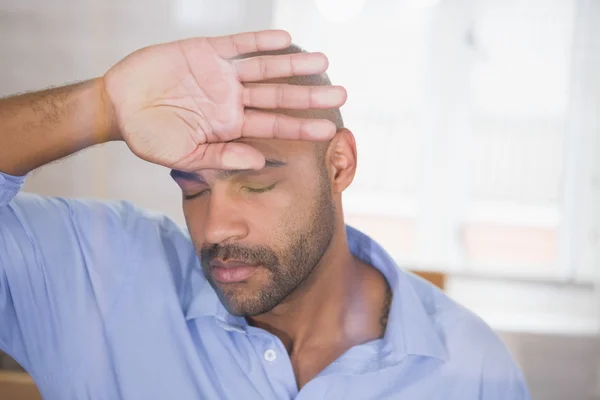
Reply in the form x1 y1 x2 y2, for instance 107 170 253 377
218 291 263 316
222 302 264 318
219 292 280 317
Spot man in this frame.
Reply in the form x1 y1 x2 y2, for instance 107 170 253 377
0 29 529 399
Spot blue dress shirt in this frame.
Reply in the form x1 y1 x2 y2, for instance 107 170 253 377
0 172 530 399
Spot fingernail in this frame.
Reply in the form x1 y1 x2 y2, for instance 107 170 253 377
332 86 348 104
305 120 335 140
316 86 347 107
295 52 328 73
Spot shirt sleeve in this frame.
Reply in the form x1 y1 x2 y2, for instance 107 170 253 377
0 172 193 374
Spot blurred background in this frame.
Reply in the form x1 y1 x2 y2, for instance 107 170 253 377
1 0 599 399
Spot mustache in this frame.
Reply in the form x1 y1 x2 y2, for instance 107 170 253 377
200 243 280 270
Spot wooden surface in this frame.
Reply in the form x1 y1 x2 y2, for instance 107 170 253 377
0 371 41 400
411 270 446 290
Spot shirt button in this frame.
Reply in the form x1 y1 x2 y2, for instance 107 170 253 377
264 349 277 362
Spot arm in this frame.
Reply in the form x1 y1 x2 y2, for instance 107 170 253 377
0 29 345 373
0 79 118 176
0 30 346 177
0 191 195 374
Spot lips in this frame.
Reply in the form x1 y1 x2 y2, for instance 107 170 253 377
210 259 259 284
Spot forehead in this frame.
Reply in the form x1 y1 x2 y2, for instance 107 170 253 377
237 137 316 163
171 138 320 184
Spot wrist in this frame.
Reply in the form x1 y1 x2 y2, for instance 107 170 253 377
97 76 121 142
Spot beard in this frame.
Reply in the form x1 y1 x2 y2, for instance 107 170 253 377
199 175 336 317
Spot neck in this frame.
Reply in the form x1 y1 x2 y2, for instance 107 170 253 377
247 226 390 356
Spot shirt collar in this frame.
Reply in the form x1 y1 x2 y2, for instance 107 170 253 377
184 272 247 332
345 225 449 363
185 225 449 362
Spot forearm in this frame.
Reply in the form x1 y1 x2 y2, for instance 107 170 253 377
0 78 119 176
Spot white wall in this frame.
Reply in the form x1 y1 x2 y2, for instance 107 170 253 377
0 0 275 226
273 0 600 335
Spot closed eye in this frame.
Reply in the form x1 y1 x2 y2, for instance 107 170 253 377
183 188 211 200
243 183 277 194
183 183 277 200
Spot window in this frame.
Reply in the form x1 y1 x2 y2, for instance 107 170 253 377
273 0 597 282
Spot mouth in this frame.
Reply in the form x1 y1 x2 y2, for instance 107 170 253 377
209 259 260 284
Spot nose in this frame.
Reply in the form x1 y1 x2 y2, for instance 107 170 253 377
203 189 249 245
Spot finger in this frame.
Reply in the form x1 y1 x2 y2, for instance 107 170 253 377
234 53 329 82
207 30 292 59
183 142 266 171
243 84 347 109
241 109 337 141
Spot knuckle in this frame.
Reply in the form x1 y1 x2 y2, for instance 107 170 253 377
258 58 269 78
276 85 285 107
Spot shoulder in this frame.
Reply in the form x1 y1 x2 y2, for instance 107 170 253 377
3 192 198 307
6 191 189 246
404 272 509 358
405 273 530 398
4 191 148 231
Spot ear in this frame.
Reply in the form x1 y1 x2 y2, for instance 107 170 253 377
325 128 357 194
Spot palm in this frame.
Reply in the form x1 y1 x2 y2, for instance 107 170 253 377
105 38 244 170
103 31 347 171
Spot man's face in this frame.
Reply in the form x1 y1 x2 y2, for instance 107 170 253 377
172 139 336 317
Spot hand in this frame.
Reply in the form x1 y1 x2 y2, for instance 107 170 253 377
103 30 347 171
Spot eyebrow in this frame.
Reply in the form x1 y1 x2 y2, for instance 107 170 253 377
170 159 287 183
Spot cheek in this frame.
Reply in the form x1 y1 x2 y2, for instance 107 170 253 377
241 186 301 242
246 193 294 236
248 187 312 241
180 184 311 247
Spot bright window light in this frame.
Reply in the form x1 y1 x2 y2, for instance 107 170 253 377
174 0 245 28
397 0 442 8
314 0 366 22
